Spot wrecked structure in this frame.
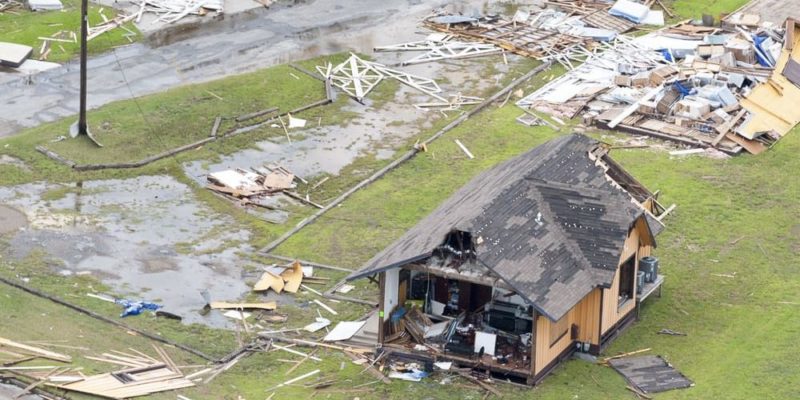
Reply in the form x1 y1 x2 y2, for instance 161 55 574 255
347 134 668 384
517 16 799 154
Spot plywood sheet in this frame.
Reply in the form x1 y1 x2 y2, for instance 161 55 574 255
253 271 284 293
323 321 366 342
209 301 277 310
280 261 303 293
739 21 800 138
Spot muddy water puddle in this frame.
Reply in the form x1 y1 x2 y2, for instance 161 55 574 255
0 176 263 327
183 53 511 208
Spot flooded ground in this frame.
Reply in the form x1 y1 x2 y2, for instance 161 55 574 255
0 204 27 234
0 176 257 327
184 52 513 222
0 383 42 400
0 0 491 136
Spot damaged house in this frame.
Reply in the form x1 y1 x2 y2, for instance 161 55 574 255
346 134 667 384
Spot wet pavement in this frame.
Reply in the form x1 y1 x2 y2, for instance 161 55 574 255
0 383 42 400
0 176 255 326
0 0 488 136
0 204 27 234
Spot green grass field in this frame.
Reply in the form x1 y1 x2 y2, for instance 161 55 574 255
2 0 798 398
0 0 139 63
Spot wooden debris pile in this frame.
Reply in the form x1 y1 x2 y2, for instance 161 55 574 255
374 32 502 66
88 13 138 42
421 1 670 64
0 337 73 364
317 53 484 110
55 348 195 399
0 337 197 399
206 164 323 211
134 0 223 25
0 0 22 13
317 53 450 103
517 18 798 155
423 13 595 61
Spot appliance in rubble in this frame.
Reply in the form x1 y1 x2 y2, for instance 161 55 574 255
483 301 533 334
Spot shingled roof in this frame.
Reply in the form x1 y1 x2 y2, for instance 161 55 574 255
347 134 659 321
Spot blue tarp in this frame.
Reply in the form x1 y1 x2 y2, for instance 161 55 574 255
673 82 691 98
116 299 161 317
752 34 773 67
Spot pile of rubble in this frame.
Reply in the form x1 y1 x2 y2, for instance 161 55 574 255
0 337 195 399
206 164 322 211
0 0 23 13
423 0 666 66
317 53 483 110
518 16 800 154
135 0 223 24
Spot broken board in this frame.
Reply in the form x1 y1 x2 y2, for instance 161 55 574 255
253 271 284 293
0 42 33 68
209 301 277 311
280 261 303 293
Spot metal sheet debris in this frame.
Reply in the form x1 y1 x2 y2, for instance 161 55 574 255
323 321 367 342
27 0 61 11
0 42 33 68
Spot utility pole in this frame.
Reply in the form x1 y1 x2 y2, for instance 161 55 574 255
70 0 102 147
78 0 88 135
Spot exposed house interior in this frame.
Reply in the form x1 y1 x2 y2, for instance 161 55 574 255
347 134 669 384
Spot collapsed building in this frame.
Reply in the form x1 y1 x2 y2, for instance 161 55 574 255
518 17 800 155
346 134 668 384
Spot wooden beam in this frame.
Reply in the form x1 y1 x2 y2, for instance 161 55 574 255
711 109 747 147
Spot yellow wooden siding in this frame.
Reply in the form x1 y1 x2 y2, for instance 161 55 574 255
571 288 601 344
533 288 601 375
601 217 655 334
535 314 572 375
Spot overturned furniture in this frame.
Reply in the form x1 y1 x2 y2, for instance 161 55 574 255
346 134 669 385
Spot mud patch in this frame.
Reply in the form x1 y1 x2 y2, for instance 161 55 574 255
0 204 27 234
0 176 257 327
143 257 180 273
0 154 30 171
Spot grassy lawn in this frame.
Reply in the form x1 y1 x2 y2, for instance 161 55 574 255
2 0 799 398
5 56 799 398
671 0 751 19
0 0 140 63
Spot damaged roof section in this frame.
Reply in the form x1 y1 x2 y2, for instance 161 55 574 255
348 134 660 321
